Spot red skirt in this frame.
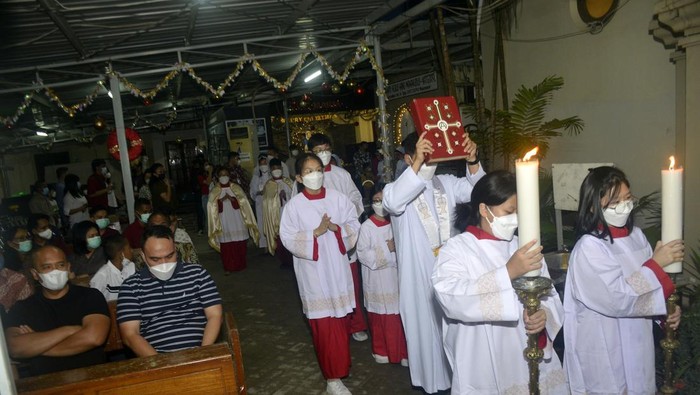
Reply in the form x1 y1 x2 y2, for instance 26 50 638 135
220 240 247 272
308 316 351 379
367 312 408 363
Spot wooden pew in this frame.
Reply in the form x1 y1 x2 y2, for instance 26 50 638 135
15 343 238 394
15 311 247 394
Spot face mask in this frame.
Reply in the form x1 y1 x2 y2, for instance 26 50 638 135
271 169 283 178
105 172 112 179
50 190 56 198
122 257 133 269
417 163 438 180
148 262 177 281
219 176 230 185
372 202 386 217
37 228 53 240
37 269 69 291
96 218 110 230
291 150 299 156
18 240 32 253
259 165 269 173
486 206 519 241
41 187 49 196
316 151 332 166
603 200 634 227
101 167 108 176
139 213 151 223
302 171 324 190
267 155 275 162
144 177 151 184
87 235 102 250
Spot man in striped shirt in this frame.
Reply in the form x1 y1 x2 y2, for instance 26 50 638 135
116 225 222 356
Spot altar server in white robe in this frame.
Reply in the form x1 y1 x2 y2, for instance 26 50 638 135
382 131 485 393
357 190 408 366
280 153 361 395
564 166 683 395
263 158 295 267
208 167 259 273
250 155 270 249
293 133 369 342
432 170 567 394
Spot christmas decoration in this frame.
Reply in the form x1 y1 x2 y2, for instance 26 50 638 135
107 127 143 161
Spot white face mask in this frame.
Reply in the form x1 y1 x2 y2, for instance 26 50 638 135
372 202 386 217
148 262 177 281
316 151 332 166
37 228 53 240
271 169 283 178
291 150 299 156
417 163 438 180
37 269 69 291
101 167 108 176
267 155 275 162
302 171 324 190
259 165 269 173
219 176 230 185
486 206 519 241
122 257 134 270
603 200 634 227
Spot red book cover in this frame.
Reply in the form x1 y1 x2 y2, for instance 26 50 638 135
409 96 468 163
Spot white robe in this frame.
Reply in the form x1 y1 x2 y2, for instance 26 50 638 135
280 188 361 319
564 227 669 395
217 186 249 243
382 164 485 393
250 170 270 248
432 231 567 395
357 217 399 314
293 164 364 262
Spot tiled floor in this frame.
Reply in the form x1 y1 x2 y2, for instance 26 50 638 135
191 232 430 395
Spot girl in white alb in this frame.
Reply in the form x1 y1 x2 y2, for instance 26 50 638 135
357 190 408 366
432 170 567 395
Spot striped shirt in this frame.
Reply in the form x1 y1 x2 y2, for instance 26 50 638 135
116 261 222 353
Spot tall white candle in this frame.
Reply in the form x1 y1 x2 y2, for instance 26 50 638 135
662 156 683 273
516 147 541 277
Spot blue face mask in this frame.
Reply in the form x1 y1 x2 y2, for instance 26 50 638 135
140 213 151 223
18 240 32 253
87 236 102 250
41 187 49 196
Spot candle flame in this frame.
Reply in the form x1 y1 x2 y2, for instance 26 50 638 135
523 147 539 161
669 156 675 171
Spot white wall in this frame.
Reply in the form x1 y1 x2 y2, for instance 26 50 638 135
481 0 675 199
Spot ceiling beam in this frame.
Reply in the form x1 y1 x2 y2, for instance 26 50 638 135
372 0 449 36
279 0 320 35
36 0 87 59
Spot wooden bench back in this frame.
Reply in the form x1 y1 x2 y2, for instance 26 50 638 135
224 312 247 395
16 343 238 394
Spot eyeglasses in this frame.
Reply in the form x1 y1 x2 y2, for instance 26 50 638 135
606 196 639 214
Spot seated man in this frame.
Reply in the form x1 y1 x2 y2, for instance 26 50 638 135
28 213 69 255
117 225 222 357
4 245 110 376
147 207 199 264
89 205 119 239
123 198 152 249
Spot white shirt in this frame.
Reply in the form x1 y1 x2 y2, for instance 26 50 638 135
90 259 136 302
357 217 399 314
63 193 89 227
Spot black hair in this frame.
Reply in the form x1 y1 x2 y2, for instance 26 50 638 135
267 146 278 154
455 170 517 231
56 167 68 179
31 245 66 269
289 144 300 151
142 224 174 246
3 225 26 244
215 165 230 177
91 159 106 172
307 133 331 150
258 154 267 164
71 220 99 255
148 207 173 227
103 234 128 262
135 197 152 212
28 214 51 232
295 153 323 176
269 158 282 168
228 151 240 160
574 166 632 244
89 205 108 218
401 133 419 156
64 174 83 198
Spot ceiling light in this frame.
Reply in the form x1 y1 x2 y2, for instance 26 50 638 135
36 131 48 137
304 69 322 83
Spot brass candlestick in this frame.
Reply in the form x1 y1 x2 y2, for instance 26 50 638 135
660 275 680 395
512 276 553 395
